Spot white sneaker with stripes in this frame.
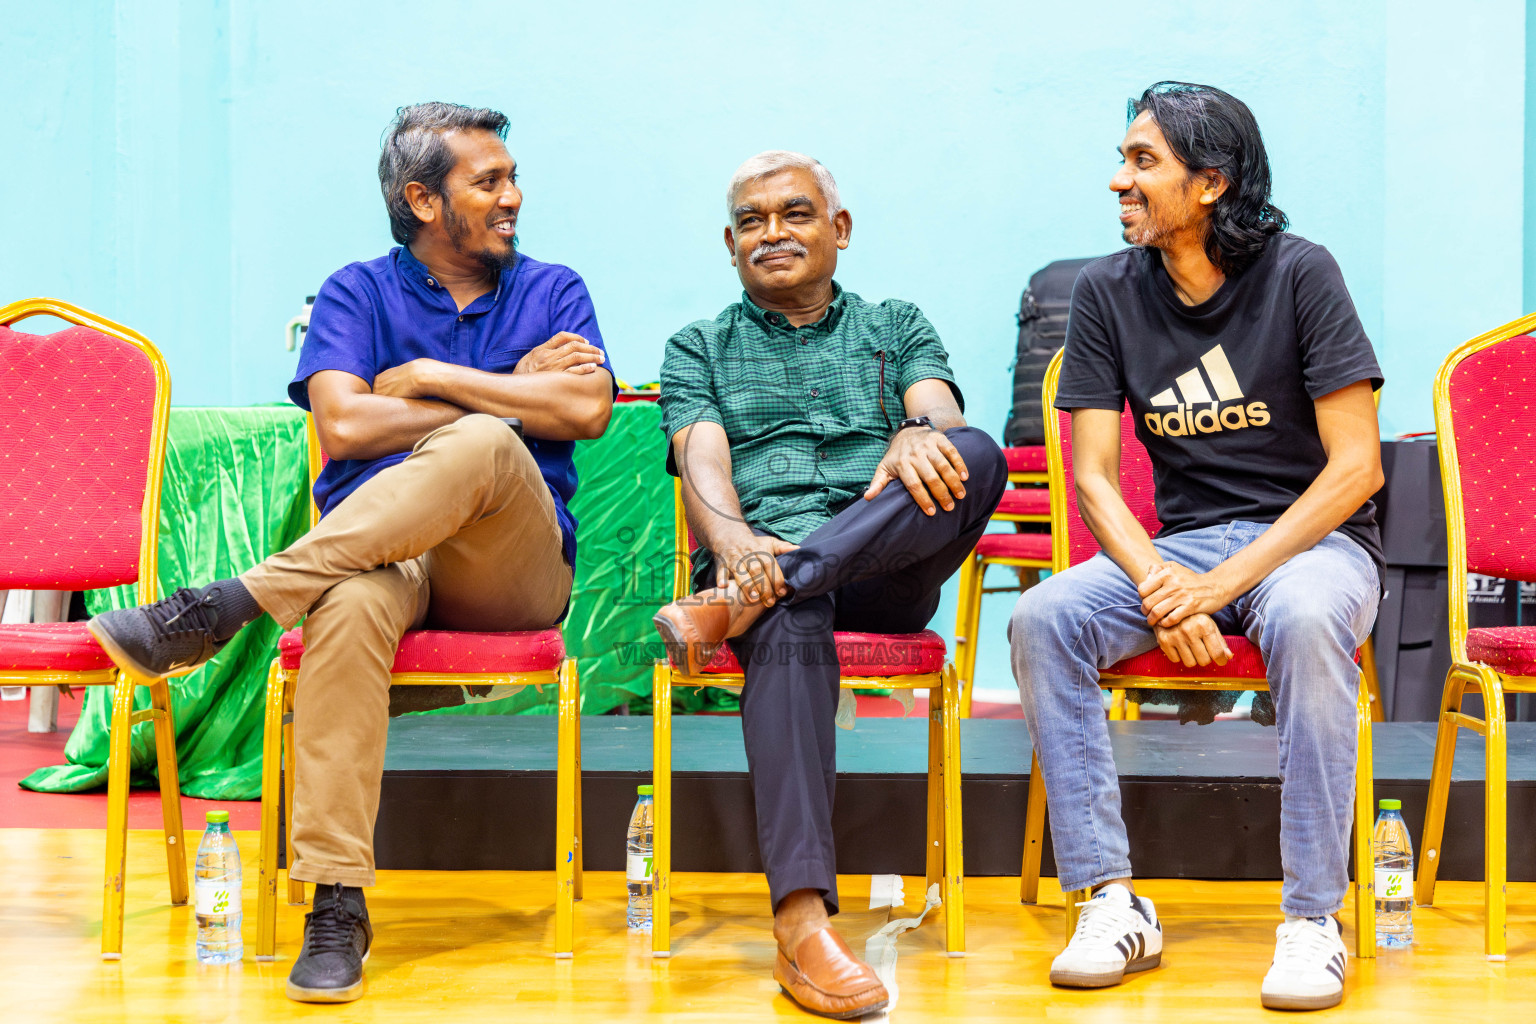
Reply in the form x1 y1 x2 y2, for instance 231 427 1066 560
1049 883 1163 988
1260 916 1347 1010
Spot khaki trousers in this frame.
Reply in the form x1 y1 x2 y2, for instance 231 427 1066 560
241 414 572 886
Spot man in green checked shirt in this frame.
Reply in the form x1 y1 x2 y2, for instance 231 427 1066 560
654 150 1006 1019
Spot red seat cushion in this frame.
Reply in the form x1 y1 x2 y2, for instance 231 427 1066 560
995 489 1050 516
1003 446 1047 473
688 628 948 676
1106 635 1270 680
1467 626 1536 677
278 627 566 674
0 622 114 672
975 532 1052 561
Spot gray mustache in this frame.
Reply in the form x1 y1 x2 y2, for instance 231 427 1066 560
749 239 809 264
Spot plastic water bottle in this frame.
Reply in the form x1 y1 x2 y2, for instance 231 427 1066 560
1373 798 1414 948
195 809 243 963
626 785 655 932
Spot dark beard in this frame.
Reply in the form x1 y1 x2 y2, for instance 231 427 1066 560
443 198 518 273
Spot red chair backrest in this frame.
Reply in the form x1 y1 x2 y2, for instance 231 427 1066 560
1448 333 1536 582
0 324 160 589
1054 402 1162 569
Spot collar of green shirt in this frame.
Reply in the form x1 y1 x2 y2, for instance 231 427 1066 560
739 280 848 332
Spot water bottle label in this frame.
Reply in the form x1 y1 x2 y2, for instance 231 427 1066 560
1375 867 1410 899
626 853 654 883
195 879 239 916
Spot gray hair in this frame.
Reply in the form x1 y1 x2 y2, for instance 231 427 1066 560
378 102 510 245
725 150 842 222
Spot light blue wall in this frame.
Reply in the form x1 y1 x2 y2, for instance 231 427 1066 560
1528 0 1536 312
4 2 1529 691
19 1 1528 428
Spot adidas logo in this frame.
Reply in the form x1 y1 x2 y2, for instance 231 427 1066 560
1144 344 1270 437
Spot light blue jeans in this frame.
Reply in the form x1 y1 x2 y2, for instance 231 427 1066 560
1008 522 1380 917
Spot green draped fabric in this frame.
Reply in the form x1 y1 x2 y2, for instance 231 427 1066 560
20 401 728 799
565 400 738 717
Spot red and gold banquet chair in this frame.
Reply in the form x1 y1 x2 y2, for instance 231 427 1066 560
650 479 966 955
255 414 584 959
1413 314 1536 958
953 445 1053 717
0 298 181 958
1018 350 1377 958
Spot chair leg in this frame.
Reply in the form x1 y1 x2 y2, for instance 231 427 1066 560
1477 666 1508 959
1415 668 1470 909
1352 679 1376 958
940 665 965 955
1108 691 1127 721
257 660 285 960
1360 637 1384 722
283 677 304 906
955 554 979 718
149 679 188 906
651 662 673 957
555 658 579 957
1124 700 1141 721
101 673 137 959
573 661 584 903
926 687 944 893
1020 749 1046 904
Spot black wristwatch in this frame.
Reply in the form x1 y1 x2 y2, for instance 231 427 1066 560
892 415 934 439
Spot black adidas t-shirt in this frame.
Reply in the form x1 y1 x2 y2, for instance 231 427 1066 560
1056 232 1384 579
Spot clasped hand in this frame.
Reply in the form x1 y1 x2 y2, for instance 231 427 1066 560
1139 562 1233 667
863 427 969 515
715 533 799 608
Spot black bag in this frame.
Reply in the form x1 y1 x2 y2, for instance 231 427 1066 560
1003 257 1098 447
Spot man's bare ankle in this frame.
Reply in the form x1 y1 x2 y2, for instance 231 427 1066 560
1091 877 1136 896
773 889 831 953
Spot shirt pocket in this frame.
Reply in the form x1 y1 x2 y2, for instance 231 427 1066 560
716 356 802 442
834 344 902 434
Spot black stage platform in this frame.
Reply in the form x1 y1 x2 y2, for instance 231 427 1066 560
371 717 1536 882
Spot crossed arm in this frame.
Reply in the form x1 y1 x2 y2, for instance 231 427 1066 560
309 332 613 461
1073 379 1383 666
673 378 968 606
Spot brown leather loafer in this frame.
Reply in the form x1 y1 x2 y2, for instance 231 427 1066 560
773 926 889 1020
652 585 766 675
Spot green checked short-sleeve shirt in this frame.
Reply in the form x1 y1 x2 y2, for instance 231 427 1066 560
659 282 963 552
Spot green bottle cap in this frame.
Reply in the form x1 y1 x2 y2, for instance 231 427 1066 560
206 810 230 824
1379 799 1401 811
637 785 654 796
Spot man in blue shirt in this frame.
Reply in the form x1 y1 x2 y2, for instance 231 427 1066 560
90 102 614 1003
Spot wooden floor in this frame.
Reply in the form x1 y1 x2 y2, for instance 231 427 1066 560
5 829 1536 1022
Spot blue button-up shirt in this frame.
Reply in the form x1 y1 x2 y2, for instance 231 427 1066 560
290 246 610 568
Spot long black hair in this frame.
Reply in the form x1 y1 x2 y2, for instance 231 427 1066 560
1130 82 1287 275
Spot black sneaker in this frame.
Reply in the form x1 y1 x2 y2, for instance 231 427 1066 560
286 884 373 1003
88 581 253 678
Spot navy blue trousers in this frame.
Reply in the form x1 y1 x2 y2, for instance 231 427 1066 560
724 426 1007 913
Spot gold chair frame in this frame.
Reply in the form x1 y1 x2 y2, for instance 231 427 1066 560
0 298 180 959
1413 310 1536 959
254 414 584 960
953 501 1051 719
1017 350 1377 958
649 478 965 956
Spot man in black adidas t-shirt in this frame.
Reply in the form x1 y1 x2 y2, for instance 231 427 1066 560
1010 82 1383 1012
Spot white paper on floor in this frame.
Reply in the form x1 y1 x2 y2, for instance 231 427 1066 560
868 873 905 910
861 882 941 1020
